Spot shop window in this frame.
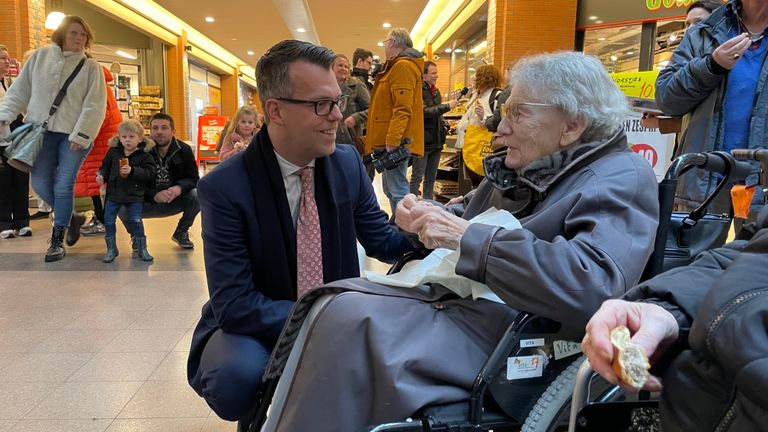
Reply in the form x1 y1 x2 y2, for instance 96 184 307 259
654 19 686 70
584 25 643 72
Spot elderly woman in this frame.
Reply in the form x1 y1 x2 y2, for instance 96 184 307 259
0 15 107 261
264 52 659 432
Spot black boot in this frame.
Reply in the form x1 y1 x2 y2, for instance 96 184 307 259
135 235 154 262
103 236 119 263
45 226 67 262
131 235 138 258
66 213 86 246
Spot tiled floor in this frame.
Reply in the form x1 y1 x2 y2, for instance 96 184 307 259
0 175 393 432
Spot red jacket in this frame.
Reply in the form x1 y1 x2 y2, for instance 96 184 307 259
75 67 122 197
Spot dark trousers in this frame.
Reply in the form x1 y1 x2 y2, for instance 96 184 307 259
119 188 200 235
104 200 144 237
409 148 442 200
91 195 104 223
0 153 30 231
190 329 271 421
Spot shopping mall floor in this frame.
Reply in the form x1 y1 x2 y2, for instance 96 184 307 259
0 179 392 432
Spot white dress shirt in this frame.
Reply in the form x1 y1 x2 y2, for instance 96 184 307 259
274 150 315 228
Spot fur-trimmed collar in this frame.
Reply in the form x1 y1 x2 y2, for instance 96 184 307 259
483 129 627 195
108 135 156 152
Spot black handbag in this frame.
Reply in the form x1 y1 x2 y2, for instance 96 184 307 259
663 211 731 272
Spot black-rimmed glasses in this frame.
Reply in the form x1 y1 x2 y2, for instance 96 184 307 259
275 95 348 116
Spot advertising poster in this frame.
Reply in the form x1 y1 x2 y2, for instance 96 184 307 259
197 115 228 166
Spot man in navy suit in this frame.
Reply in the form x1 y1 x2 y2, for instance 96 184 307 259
187 40 414 422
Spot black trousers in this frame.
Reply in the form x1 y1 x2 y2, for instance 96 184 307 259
0 153 30 231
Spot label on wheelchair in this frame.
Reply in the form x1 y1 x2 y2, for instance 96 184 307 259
553 340 582 360
520 338 545 348
506 354 547 380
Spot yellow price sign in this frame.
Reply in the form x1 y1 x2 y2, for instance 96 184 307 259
611 71 660 100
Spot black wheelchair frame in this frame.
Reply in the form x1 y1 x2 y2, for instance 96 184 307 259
242 151 753 432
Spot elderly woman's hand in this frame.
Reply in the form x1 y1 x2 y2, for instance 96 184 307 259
69 142 81 152
411 207 470 250
395 194 434 233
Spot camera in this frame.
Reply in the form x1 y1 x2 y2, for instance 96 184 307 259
364 138 411 173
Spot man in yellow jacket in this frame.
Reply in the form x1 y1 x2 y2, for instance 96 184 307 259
366 28 424 214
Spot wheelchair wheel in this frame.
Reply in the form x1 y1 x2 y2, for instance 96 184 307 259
521 355 623 432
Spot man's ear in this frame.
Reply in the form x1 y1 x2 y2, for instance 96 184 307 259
264 100 284 126
559 115 589 148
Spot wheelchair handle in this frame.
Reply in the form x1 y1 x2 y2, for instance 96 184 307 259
568 360 596 432
733 149 768 193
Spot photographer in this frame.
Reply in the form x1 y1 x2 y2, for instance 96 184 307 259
366 28 424 214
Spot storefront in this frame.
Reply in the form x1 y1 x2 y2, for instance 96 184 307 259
577 0 726 72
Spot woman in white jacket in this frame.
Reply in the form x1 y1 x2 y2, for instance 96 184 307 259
0 16 107 262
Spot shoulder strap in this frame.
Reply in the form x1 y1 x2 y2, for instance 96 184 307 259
49 58 87 117
489 88 501 112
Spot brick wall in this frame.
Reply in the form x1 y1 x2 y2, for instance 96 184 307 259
166 32 190 141
487 0 578 71
0 0 46 58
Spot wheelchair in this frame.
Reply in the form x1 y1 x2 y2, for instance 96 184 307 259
566 148 768 432
242 151 753 432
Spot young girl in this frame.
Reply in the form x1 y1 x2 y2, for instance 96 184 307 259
96 119 156 263
219 105 260 161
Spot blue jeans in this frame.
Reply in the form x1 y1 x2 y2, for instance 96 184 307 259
409 148 442 200
379 153 409 215
119 189 200 235
31 132 89 227
104 200 144 237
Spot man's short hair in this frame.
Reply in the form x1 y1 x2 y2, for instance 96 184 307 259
352 48 373 66
423 61 437 74
387 28 413 50
255 40 336 110
687 0 722 13
150 113 175 130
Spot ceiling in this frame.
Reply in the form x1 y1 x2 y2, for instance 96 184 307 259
153 0 430 67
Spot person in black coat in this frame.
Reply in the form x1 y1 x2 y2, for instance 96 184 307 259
96 120 156 263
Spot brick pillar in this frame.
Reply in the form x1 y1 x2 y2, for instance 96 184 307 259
166 30 190 141
487 0 578 72
221 69 239 119
0 0 46 58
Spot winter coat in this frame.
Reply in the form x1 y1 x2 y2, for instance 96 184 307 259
422 81 450 151
145 138 199 201
0 45 107 149
366 48 425 156
625 206 768 432
75 67 122 197
219 130 255 162
336 78 370 146
455 130 659 332
99 137 156 203
655 0 767 210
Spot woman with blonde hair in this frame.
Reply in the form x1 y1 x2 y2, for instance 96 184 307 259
219 105 259 161
458 64 503 187
0 15 107 261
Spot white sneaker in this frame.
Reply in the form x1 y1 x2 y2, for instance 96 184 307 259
0 229 16 239
18 227 32 237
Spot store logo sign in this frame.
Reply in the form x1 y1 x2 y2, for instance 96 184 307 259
646 0 695 12
631 143 659 168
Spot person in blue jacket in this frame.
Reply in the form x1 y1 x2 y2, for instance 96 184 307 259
186 40 415 422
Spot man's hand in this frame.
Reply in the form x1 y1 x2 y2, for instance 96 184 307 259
446 195 464 206
385 145 398 152
712 33 751 70
69 142 81 152
582 299 680 392
395 194 435 233
448 100 458 110
95 175 104 186
344 116 356 128
153 186 182 204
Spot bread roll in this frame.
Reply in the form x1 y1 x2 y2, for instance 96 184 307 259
610 326 650 389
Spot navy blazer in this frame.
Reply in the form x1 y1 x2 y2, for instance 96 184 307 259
188 128 413 378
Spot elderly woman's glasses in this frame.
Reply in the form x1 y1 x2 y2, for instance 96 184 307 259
502 102 559 122
275 95 348 116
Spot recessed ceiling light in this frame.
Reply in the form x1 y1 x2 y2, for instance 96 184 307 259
588 16 598 20
296 27 306 33
377 41 384 47
247 50 255 56
116 50 137 60
205 17 215 23
454 48 464 53
231 38 237 41
668 34 678 42
626 51 634 55
610 55 618 61
595 20 603 24
444 48 452 53
598 37 606 41
382 22 391 28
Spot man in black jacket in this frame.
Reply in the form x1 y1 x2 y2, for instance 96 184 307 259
410 61 454 199
120 113 200 248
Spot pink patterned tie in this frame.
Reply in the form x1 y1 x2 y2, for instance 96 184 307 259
296 167 324 298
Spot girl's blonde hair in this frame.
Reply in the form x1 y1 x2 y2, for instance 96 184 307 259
226 105 260 140
117 119 144 137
